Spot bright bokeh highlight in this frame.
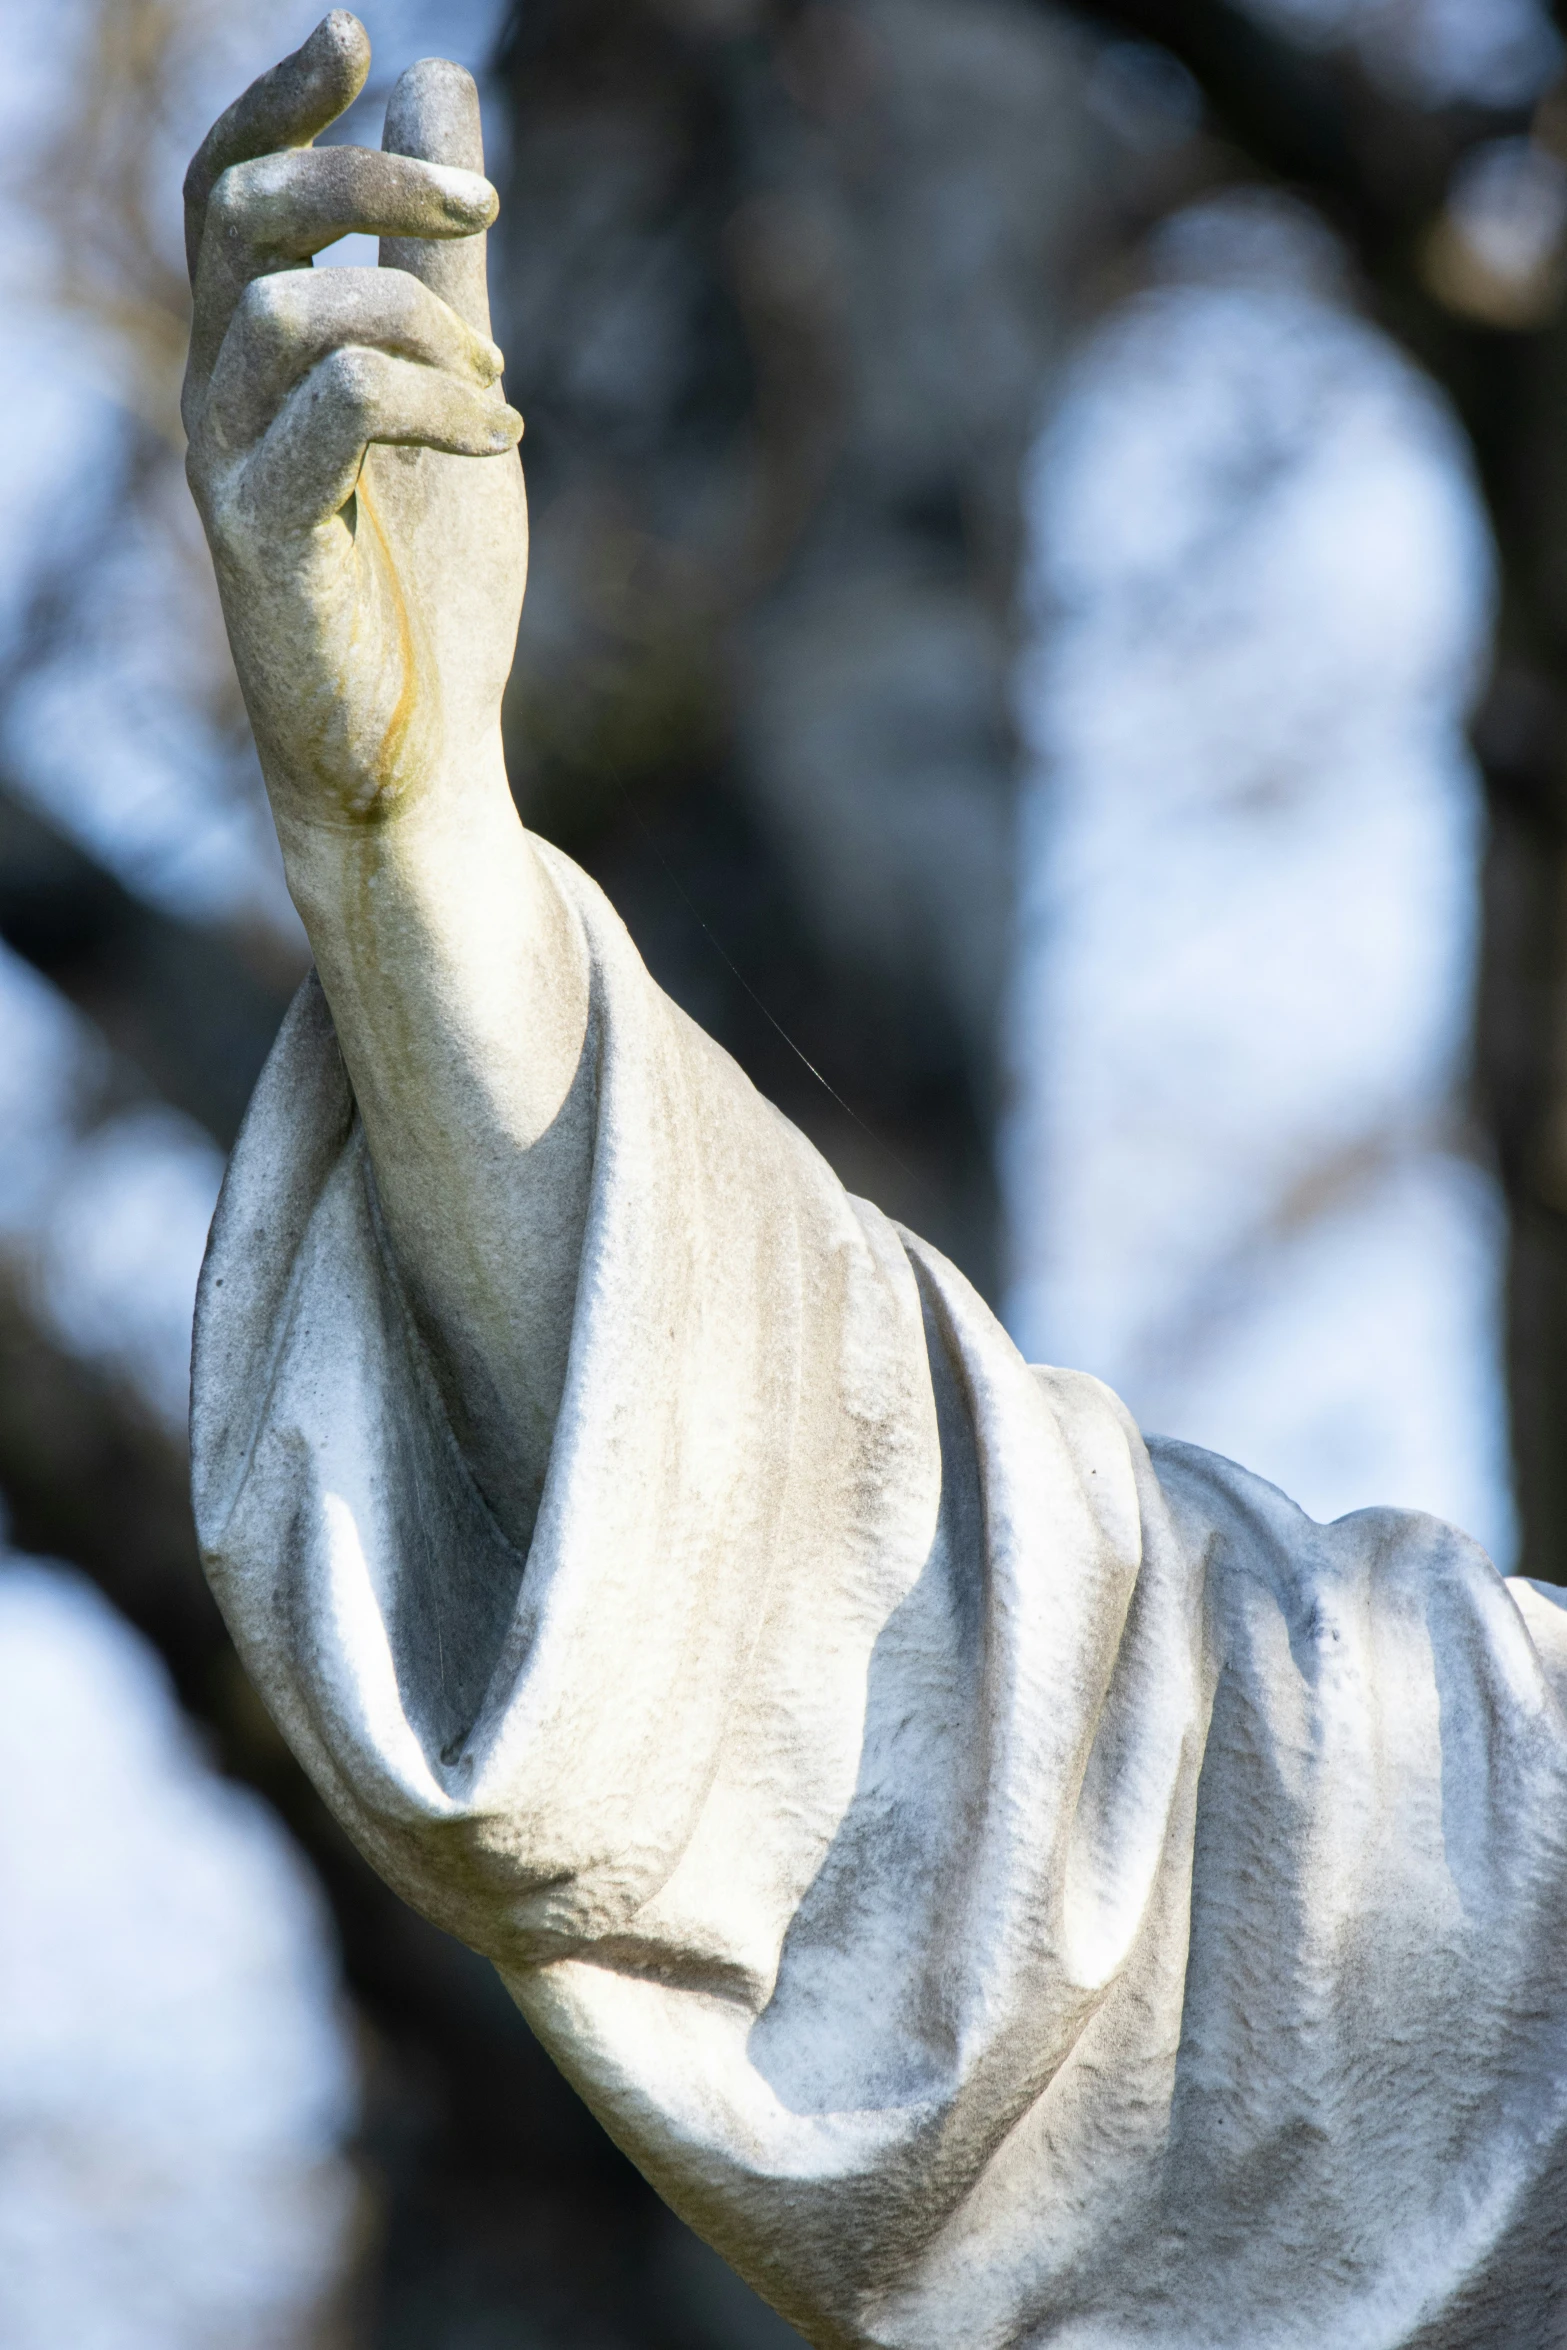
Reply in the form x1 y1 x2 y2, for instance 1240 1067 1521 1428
1005 193 1515 1564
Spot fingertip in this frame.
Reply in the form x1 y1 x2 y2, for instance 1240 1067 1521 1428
393 54 480 105
462 168 500 225
314 11 371 78
422 163 499 231
384 53 484 176
284 10 372 126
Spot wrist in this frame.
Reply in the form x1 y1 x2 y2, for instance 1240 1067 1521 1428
271 736 517 912
273 737 591 1156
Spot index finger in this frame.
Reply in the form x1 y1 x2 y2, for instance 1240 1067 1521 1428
183 10 370 284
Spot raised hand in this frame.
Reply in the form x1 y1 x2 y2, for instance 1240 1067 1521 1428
185 18 589 1549
182 12 526 833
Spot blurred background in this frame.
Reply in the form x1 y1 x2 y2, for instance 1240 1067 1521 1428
2 0 1566 2339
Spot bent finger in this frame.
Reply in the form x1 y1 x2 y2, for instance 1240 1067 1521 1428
240 346 522 533
206 268 504 450
191 146 496 387
381 58 490 338
183 11 370 283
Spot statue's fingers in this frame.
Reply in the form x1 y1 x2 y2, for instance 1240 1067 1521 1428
240 347 521 533
381 59 492 340
206 268 504 452
183 11 370 285
189 146 496 391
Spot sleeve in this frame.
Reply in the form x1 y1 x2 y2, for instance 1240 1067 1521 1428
190 846 1567 2350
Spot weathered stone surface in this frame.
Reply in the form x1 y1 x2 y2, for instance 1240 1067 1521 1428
186 18 1567 2345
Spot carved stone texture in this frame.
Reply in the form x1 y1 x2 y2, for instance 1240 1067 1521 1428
187 17 1567 2346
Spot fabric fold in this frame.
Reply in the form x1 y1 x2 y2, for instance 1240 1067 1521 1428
194 847 1567 2350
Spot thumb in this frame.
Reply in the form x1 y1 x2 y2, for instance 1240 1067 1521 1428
380 58 492 339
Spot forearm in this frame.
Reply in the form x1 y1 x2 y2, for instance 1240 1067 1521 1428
277 745 594 1547
182 28 583 1543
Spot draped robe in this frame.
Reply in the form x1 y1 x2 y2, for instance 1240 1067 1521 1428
192 847 1567 2349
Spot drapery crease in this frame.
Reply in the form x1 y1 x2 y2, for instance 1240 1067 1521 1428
194 848 1567 2349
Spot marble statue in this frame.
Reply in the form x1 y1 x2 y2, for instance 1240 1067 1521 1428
186 16 1567 2345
